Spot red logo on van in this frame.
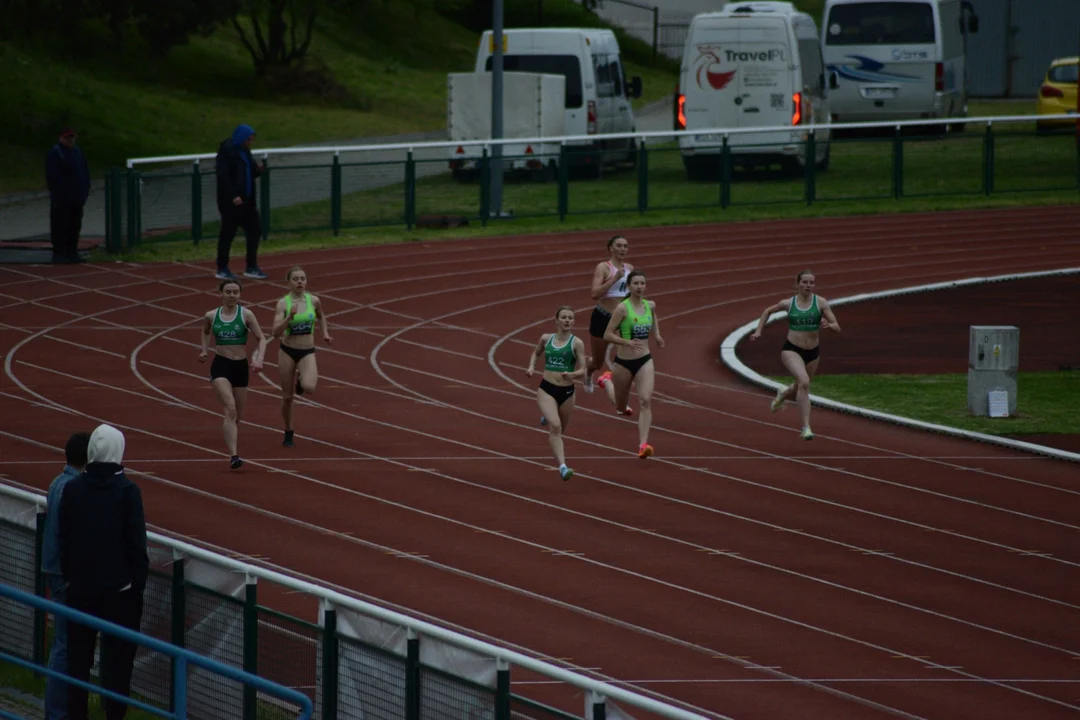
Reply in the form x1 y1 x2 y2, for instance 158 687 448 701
694 46 736 90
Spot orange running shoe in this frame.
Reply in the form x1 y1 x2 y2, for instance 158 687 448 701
618 406 634 418
638 443 654 459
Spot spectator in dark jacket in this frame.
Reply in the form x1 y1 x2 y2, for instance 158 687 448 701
59 424 148 720
215 124 267 281
41 431 91 720
46 128 91 265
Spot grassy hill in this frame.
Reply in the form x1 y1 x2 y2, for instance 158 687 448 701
0 0 679 195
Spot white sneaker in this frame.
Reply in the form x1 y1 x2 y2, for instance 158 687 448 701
583 372 595 394
771 388 785 413
801 426 814 441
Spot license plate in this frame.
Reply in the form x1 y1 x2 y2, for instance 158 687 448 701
863 87 897 99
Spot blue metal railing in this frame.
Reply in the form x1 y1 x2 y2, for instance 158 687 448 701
0 582 313 720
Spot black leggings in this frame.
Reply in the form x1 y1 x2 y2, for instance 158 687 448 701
216 198 261 270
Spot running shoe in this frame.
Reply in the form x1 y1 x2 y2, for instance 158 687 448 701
770 388 785 413
583 372 595 394
801 426 814 441
215 268 237 280
638 443 654 459
230 455 244 470
618 406 634 418
243 267 269 280
560 466 574 481
596 371 613 389
283 430 295 447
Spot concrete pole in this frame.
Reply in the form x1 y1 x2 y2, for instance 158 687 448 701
490 0 505 217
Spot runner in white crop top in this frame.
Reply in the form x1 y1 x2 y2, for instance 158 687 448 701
584 235 634 415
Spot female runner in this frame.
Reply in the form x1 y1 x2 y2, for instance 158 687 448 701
750 269 842 440
199 279 268 469
526 306 586 481
603 270 664 459
272 266 333 448
584 235 633 413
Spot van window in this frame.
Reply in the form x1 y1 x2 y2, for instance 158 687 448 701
1049 63 1079 84
798 39 824 92
939 1 962 57
609 57 624 96
592 54 616 98
484 54 584 108
825 2 935 45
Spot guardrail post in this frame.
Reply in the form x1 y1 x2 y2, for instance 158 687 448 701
804 131 817 205
33 510 46 671
479 147 491 227
557 144 569 221
405 628 420 720
331 152 342 236
591 691 606 720
108 168 123 253
243 574 258 720
126 168 141 250
891 126 904 200
405 150 416 231
173 656 188 720
720 136 732 209
259 157 271 240
321 600 338 720
982 122 995 195
170 551 186 711
191 160 202 244
495 658 510 720
636 139 648 214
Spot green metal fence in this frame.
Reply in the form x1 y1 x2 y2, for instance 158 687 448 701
0 485 706 720
105 116 1080 252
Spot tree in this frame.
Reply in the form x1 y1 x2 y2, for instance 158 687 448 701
232 0 318 74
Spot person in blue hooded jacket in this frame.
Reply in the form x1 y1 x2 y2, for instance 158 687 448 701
46 128 91 264
215 124 267 280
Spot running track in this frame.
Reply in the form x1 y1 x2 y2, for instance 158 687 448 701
2 205 1080 720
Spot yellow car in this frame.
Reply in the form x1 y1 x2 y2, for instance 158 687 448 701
1036 56 1078 130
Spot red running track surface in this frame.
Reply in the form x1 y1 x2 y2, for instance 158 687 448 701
2 205 1080 720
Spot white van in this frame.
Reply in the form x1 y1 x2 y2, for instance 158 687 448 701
821 0 978 128
676 2 833 178
475 28 643 176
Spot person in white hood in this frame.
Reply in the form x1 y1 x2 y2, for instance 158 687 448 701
58 423 147 720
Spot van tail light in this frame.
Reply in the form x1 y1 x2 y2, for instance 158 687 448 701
1041 84 1065 98
587 100 598 134
676 90 687 130
791 92 802 125
935 62 944 92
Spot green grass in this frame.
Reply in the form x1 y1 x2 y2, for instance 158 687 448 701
157 125 1075 239
0 658 160 720
0 0 677 195
770 372 1080 436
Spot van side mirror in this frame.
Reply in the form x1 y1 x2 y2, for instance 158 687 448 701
629 75 643 99
829 71 839 90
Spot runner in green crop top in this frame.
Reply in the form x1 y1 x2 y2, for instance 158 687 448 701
272 266 333 448
750 270 842 441
527 306 587 481
603 271 665 460
199 278 269 469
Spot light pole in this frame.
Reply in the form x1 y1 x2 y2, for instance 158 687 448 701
490 0 505 218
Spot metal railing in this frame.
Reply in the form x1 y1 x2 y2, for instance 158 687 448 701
101 113 1079 252
0 482 713 720
0 582 313 720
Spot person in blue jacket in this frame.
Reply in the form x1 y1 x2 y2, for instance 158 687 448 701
41 431 91 720
46 128 91 264
215 124 267 280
